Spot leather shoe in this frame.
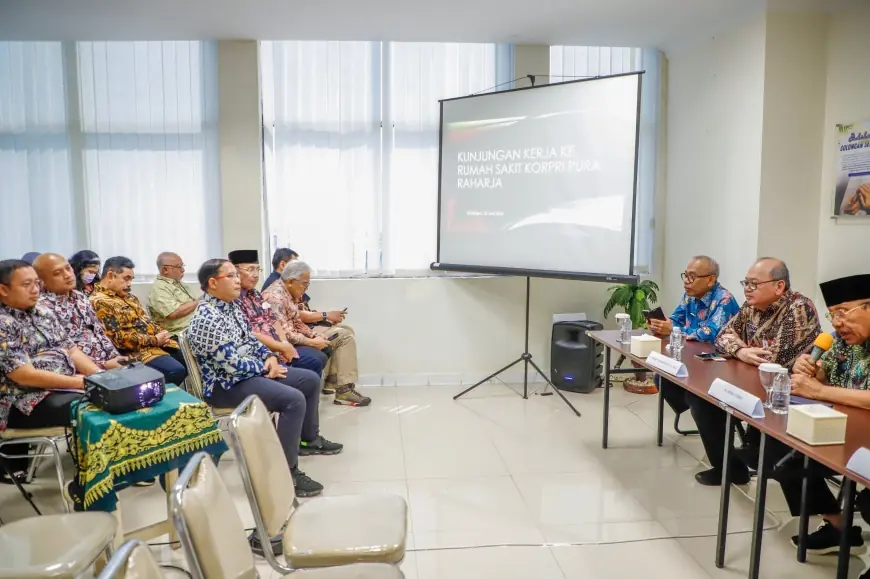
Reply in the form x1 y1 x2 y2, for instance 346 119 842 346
695 467 751 486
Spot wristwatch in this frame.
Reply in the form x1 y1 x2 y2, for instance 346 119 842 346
322 311 328 321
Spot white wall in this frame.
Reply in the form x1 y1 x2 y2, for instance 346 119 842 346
663 12 767 306
814 2 870 292
756 12 827 296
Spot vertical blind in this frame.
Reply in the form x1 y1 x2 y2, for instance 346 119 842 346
550 46 660 273
0 41 221 276
260 41 511 276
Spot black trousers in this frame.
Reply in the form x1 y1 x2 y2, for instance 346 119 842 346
145 347 188 386
661 379 841 517
660 379 748 475
1 392 81 474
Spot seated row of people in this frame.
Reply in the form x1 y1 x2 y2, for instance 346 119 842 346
649 255 870 556
0 248 368 497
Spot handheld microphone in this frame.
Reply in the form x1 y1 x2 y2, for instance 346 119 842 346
810 332 834 362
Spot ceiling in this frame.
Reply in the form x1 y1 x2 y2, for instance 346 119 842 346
0 0 850 50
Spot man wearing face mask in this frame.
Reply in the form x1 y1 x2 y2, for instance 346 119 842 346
69 250 102 296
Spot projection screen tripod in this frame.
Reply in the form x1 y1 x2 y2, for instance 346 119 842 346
452 276 581 417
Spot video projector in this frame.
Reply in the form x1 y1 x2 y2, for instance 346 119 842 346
84 363 166 414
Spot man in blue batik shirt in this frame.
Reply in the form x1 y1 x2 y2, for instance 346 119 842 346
186 258 342 499
648 256 740 343
649 256 741 469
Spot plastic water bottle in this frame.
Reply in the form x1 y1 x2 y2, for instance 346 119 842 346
617 313 631 344
670 326 684 362
770 370 790 414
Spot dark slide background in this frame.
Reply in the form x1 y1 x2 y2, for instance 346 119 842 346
438 74 640 276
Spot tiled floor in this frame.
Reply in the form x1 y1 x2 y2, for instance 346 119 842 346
1 382 866 578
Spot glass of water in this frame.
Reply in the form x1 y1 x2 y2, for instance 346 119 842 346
616 314 632 344
758 363 782 409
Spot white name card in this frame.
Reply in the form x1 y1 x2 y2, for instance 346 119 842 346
646 351 688 378
708 378 765 419
847 448 870 481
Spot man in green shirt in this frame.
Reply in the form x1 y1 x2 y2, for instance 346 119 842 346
147 252 199 336
763 274 870 556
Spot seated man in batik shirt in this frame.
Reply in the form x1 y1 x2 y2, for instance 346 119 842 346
768 274 870 556
0 260 102 482
695 258 820 487
263 261 371 407
186 259 342 499
229 250 327 377
91 257 188 387
33 253 127 370
648 255 741 445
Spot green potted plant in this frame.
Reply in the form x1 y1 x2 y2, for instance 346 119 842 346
603 279 660 394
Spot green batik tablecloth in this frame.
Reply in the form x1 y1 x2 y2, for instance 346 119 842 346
69 386 227 511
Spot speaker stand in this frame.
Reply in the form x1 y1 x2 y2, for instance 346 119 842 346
452 277 581 417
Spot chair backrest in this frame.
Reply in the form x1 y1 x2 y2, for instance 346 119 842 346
97 539 164 579
176 331 205 400
227 395 296 538
170 452 257 579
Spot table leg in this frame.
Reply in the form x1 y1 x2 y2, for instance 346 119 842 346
656 381 665 447
836 478 856 579
715 412 736 568
165 469 180 550
602 347 611 450
797 454 810 563
748 432 768 579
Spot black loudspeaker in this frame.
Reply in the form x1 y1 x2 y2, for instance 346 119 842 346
550 320 604 393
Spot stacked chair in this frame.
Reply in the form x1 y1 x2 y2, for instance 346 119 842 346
0 512 117 578
171 451 404 578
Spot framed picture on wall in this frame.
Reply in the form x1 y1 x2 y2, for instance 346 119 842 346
833 120 870 216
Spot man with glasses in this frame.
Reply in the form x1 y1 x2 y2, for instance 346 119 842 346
263 260 371 407
229 250 327 376
691 258 821 486
186 259 341 500
650 256 740 456
758 274 870 557
715 257 820 367
147 252 199 337
648 255 739 342
0 259 102 483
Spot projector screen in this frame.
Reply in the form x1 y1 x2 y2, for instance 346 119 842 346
435 72 642 282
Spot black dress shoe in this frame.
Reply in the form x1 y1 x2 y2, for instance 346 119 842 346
695 466 751 486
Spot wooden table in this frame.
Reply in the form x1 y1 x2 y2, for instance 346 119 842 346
589 329 870 579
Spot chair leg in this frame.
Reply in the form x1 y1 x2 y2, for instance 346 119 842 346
25 443 44 483
674 413 699 436
45 438 70 514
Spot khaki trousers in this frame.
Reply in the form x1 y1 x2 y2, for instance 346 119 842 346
312 324 358 386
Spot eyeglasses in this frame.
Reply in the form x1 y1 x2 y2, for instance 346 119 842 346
237 266 261 273
825 302 870 323
740 279 783 291
681 273 713 283
289 279 310 288
165 264 185 270
213 273 239 281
